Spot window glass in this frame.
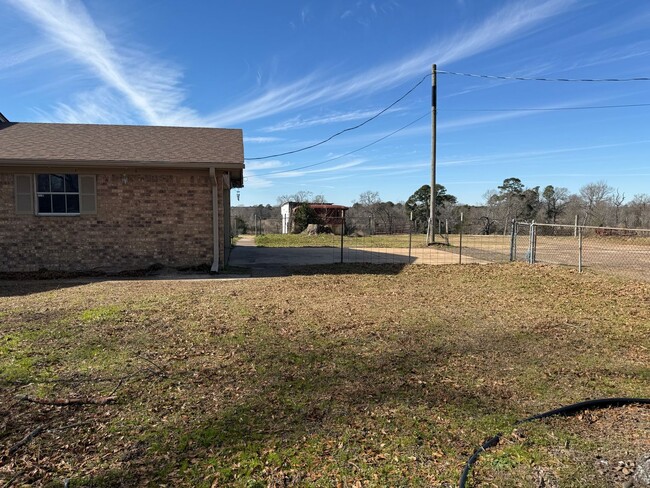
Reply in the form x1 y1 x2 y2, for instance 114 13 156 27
50 174 65 192
66 194 80 213
36 174 82 215
52 194 66 213
65 175 79 192
38 194 52 213
37 174 50 192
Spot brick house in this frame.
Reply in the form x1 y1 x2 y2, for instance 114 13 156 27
0 115 244 273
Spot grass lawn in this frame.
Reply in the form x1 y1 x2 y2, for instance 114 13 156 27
255 233 650 250
1 264 648 487
255 233 514 252
255 233 347 247
255 233 441 248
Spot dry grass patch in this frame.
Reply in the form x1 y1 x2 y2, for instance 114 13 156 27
0 264 648 487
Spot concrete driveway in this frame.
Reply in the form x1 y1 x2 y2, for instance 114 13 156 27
228 237 486 276
228 237 343 276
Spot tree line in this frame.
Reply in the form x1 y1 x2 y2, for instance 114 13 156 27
231 179 650 235
476 178 649 234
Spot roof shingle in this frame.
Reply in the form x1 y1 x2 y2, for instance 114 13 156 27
0 122 243 166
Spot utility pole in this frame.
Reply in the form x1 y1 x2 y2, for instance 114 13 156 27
427 64 437 245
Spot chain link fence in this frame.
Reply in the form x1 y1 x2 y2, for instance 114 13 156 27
233 217 650 281
513 221 650 281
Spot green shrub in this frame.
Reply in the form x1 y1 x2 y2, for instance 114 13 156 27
293 203 322 233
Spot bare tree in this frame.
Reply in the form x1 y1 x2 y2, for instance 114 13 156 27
628 193 650 228
611 189 625 226
276 191 327 205
480 190 501 234
579 181 613 226
356 191 381 207
355 191 381 234
347 191 410 234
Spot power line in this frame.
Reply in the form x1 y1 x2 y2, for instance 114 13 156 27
248 111 429 178
244 74 430 161
245 69 650 165
437 69 650 82
440 102 650 111
247 101 650 178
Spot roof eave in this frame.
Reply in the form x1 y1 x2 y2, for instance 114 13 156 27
0 158 244 170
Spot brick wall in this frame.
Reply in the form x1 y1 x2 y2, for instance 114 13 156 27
0 170 220 272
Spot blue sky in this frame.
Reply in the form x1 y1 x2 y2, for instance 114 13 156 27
1 0 649 206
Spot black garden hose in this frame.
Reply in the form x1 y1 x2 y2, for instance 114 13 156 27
458 434 503 488
458 397 650 488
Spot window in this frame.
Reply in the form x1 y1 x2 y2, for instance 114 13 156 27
36 174 80 214
14 173 96 216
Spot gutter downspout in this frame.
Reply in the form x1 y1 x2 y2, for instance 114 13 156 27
210 167 220 273
222 173 232 265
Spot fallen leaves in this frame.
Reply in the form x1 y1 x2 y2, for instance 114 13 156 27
1 264 649 486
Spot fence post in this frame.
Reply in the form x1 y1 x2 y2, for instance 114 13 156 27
578 226 583 273
340 209 344 264
408 219 413 262
574 215 578 237
458 212 464 264
509 219 516 262
527 221 536 264
532 221 537 264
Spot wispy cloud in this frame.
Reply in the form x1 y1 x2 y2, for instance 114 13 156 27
242 175 275 189
442 62 558 99
259 158 428 184
260 94 615 162
210 0 575 126
438 92 629 132
245 160 288 171
0 42 54 73
8 0 575 129
433 0 574 65
308 175 353 183
439 139 650 167
562 41 650 72
271 159 367 178
262 108 403 132
36 87 138 125
242 160 288 189
564 5 650 45
8 0 199 126
208 74 326 127
439 110 533 131
244 136 283 144
339 1 400 24
353 161 429 172
301 6 310 24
